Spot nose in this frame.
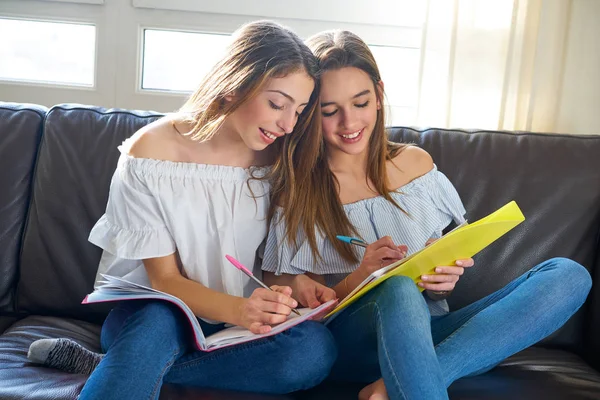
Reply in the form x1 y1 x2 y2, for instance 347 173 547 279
341 107 359 130
277 110 297 135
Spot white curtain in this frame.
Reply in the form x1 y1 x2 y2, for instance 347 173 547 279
414 0 599 134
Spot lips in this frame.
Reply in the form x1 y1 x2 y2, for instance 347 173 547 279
259 128 283 144
338 128 364 143
260 128 279 140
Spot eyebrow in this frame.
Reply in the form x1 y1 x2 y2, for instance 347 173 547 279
267 90 309 106
321 89 371 107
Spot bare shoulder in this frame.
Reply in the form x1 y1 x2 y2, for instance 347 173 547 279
388 145 434 186
124 115 187 161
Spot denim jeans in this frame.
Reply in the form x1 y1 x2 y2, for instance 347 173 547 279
78 301 337 400
326 257 592 400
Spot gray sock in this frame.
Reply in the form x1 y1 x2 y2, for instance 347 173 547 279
28 338 104 375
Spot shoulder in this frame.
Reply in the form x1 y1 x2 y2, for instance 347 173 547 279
387 145 434 185
124 114 191 162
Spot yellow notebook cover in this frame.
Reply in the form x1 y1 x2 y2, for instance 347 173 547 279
325 201 525 319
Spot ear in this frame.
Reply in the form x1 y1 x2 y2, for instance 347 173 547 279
223 90 238 103
376 80 384 109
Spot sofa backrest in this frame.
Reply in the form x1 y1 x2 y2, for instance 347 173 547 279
5 103 599 359
0 103 47 313
16 105 162 322
389 127 600 356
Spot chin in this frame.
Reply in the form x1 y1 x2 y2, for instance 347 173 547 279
339 143 369 156
250 143 269 152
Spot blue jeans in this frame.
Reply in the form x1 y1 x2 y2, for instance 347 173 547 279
326 257 592 400
78 301 337 400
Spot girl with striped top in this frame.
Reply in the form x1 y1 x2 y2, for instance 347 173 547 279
262 30 592 400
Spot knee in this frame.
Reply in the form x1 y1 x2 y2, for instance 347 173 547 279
540 258 592 301
555 257 592 293
377 276 425 309
275 321 337 391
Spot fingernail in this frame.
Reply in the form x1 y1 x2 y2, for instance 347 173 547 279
456 260 463 266
418 282 425 287
435 268 442 273
292 301 298 307
421 275 428 281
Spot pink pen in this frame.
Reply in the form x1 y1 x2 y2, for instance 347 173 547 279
225 255 301 316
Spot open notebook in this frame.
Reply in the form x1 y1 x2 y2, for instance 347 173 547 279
83 274 336 352
325 200 526 319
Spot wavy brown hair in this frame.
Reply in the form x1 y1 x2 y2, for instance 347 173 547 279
272 30 410 264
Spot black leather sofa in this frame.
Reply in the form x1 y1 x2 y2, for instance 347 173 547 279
1 102 599 399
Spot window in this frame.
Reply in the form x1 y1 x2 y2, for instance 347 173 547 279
370 45 420 126
140 30 421 125
141 29 231 92
0 18 95 86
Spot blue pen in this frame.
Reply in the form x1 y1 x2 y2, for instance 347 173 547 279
336 235 368 248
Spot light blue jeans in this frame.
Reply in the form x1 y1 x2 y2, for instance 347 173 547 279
78 301 337 400
326 257 592 400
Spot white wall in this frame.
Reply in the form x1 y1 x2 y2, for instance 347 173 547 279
1 0 599 134
0 0 421 115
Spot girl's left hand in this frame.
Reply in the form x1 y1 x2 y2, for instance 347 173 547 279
418 258 475 292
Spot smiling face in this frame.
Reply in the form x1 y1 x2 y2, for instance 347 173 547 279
225 70 315 151
319 67 381 157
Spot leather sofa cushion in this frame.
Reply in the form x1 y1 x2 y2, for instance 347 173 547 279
0 103 47 312
0 316 292 400
0 316 98 400
17 105 163 322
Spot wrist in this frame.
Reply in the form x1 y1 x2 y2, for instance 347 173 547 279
233 297 247 327
346 270 364 293
355 265 371 283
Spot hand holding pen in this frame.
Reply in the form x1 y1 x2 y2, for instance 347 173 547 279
337 235 408 275
226 255 301 316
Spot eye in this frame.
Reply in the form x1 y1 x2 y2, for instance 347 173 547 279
355 100 370 108
269 100 284 110
322 109 337 117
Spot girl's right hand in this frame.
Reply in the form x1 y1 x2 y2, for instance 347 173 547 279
357 236 408 276
238 286 298 334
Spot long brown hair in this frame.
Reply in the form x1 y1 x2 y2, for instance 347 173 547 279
177 20 323 214
273 30 410 264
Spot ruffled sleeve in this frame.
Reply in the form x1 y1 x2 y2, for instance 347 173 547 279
427 167 467 239
88 155 176 259
261 207 314 275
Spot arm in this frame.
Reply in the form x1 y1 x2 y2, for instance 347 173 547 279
145 254 298 334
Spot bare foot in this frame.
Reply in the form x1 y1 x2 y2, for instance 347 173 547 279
358 378 389 400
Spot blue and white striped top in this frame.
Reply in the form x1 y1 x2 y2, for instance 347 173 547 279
262 165 466 316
